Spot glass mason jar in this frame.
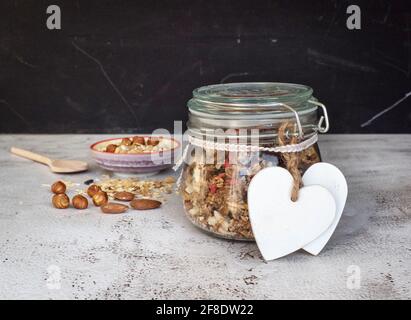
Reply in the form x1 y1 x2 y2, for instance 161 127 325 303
179 82 329 241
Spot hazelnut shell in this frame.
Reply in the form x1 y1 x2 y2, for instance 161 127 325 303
87 184 101 198
92 191 108 207
106 144 117 153
51 181 66 194
132 136 146 145
52 193 70 209
121 138 132 146
72 194 88 210
147 138 160 146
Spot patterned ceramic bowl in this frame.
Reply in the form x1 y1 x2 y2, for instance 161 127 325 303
90 136 180 174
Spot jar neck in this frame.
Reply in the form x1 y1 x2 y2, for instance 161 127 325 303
188 102 319 142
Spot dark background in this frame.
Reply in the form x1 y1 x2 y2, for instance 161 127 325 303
0 0 410 133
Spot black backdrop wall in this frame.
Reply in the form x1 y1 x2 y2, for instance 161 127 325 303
0 0 410 133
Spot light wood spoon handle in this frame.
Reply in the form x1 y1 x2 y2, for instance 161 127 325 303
10 147 52 166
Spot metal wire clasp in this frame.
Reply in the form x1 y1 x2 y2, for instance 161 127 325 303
308 100 330 133
278 103 304 139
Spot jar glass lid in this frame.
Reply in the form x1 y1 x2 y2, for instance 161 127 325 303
192 82 313 106
189 82 317 120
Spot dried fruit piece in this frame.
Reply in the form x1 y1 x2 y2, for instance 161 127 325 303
92 191 108 206
52 193 70 209
114 191 135 201
87 184 101 198
101 203 129 214
105 144 117 153
51 181 66 194
130 199 162 210
132 136 145 145
72 194 88 209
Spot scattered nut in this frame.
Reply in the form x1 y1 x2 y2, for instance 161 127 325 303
130 199 162 210
114 191 135 201
105 144 117 153
92 191 108 206
51 181 66 194
121 138 132 146
132 136 145 145
87 184 101 198
52 193 70 209
101 203 129 214
72 194 88 209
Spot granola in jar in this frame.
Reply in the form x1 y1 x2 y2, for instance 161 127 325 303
180 82 328 240
181 146 320 240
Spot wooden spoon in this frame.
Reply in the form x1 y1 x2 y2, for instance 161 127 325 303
10 147 88 173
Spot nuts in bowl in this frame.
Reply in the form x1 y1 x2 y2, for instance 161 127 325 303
90 136 180 174
104 136 163 154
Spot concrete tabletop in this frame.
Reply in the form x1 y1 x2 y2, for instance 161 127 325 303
0 134 410 300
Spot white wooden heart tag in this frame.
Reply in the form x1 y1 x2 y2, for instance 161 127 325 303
248 167 336 261
302 163 348 255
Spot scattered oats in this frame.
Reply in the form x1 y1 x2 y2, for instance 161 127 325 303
60 180 80 188
42 181 79 189
75 189 88 196
96 176 175 201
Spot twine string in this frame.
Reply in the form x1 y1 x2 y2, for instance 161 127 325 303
173 132 318 190
278 122 302 202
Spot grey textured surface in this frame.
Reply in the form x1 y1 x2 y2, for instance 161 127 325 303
0 134 410 300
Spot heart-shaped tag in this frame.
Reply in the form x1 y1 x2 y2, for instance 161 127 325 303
302 163 348 255
248 167 336 261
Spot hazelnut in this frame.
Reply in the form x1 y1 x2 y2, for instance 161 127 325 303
51 181 66 194
132 136 146 145
52 193 70 209
92 191 108 207
147 138 160 146
106 144 117 153
87 184 101 198
72 194 88 210
121 138 132 146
